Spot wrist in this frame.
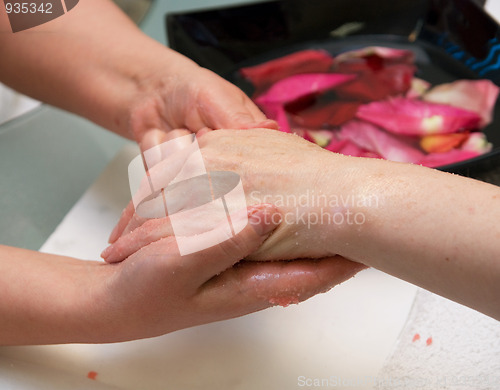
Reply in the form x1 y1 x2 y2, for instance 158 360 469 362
248 150 367 261
301 152 375 259
0 246 117 345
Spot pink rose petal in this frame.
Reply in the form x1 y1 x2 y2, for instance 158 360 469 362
423 80 499 127
240 49 334 95
332 46 416 101
338 120 425 163
419 149 481 167
406 78 432 99
356 97 482 136
255 73 356 106
287 100 361 128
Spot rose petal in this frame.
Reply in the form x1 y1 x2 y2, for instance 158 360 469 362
275 107 291 133
356 97 482 136
306 130 334 147
255 73 356 106
419 149 481 167
419 132 492 167
334 46 415 65
420 133 470 153
337 139 371 157
461 132 493 154
332 46 416 101
325 136 349 152
406 78 432 99
338 120 425 163
287 100 361 128
240 49 334 94
423 80 499 127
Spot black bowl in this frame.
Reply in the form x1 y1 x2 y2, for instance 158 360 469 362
166 0 500 176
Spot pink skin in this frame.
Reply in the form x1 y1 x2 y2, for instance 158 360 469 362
240 49 334 95
338 120 425 163
106 129 365 263
102 205 366 317
242 257 366 308
104 205 365 342
423 79 500 127
356 97 482 136
127 64 280 151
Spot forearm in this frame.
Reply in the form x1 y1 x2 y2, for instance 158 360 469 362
0 0 197 139
326 157 500 319
0 245 111 345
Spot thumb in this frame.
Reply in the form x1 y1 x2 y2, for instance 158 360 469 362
185 204 281 285
239 119 280 131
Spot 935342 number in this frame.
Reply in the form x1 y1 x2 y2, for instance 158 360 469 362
5 2 53 14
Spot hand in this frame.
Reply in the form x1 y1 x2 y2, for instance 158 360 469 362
105 128 361 263
98 204 364 342
127 57 278 147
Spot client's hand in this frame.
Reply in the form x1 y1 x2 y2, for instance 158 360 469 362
105 128 361 262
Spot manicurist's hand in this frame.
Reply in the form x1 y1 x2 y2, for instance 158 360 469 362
0 205 363 345
127 61 278 146
0 0 277 148
101 204 363 342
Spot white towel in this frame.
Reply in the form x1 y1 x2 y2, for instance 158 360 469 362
376 289 500 390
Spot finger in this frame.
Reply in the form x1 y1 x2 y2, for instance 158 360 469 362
214 107 265 130
110 129 196 245
239 97 280 130
108 201 136 244
130 204 280 287
140 128 170 153
140 128 192 167
195 127 213 138
102 217 175 263
198 257 367 319
239 119 280 131
243 92 273 121
197 83 268 130
191 204 282 285
118 212 150 240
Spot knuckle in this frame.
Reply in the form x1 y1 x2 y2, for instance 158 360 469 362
217 233 252 260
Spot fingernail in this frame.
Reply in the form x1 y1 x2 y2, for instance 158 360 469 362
241 120 279 130
196 127 213 139
257 119 279 130
100 245 112 259
247 204 281 235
